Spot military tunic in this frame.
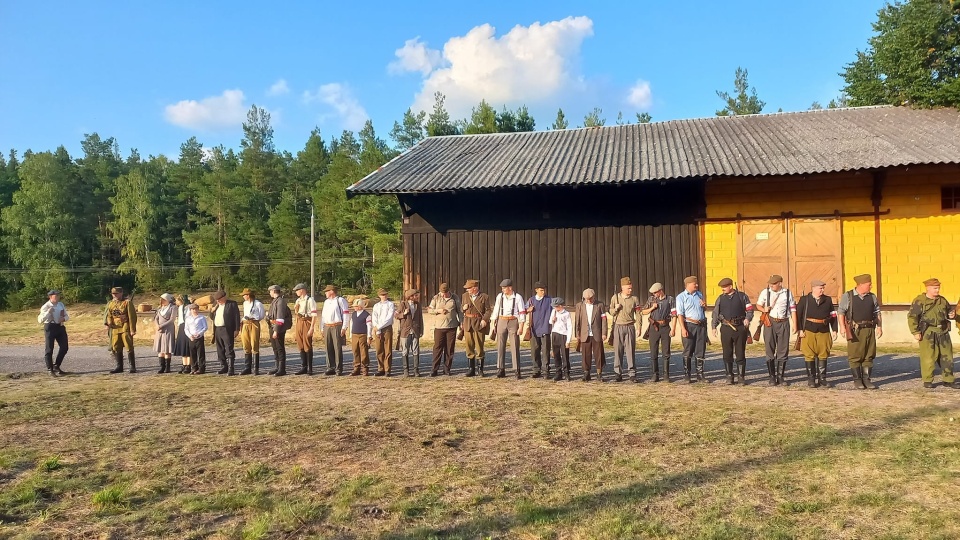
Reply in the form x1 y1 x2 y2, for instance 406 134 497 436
105 298 137 354
907 295 956 384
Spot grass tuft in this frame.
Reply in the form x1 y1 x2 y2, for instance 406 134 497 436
92 483 129 512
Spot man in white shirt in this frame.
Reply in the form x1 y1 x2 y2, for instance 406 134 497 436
549 297 572 381
240 288 266 375
320 284 350 375
489 278 526 379
755 274 798 386
371 288 395 376
185 303 208 374
292 283 317 375
38 289 69 377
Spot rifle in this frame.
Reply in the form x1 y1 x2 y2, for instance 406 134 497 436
794 287 806 351
843 290 859 343
641 294 656 340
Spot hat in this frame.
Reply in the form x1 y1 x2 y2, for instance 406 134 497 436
853 274 872 285
533 281 545 290
241 288 255 296
404 288 419 299
551 297 565 307
267 285 282 293
924 278 941 287
463 279 479 289
810 279 826 287
353 298 366 308
582 288 595 299
47 289 61 297
649 283 663 293
323 284 337 293
160 293 175 303
293 283 307 292
213 290 226 300
110 287 124 294
499 279 513 288
683 276 698 285
620 277 632 286
768 275 784 284
377 288 389 296
439 283 449 293
186 303 198 310
718 278 734 287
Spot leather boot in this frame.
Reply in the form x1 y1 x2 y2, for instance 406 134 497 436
696 358 706 382
737 362 746 385
478 356 485 377
165 358 173 373
850 366 866 390
466 359 476 377
157 358 165 374
817 359 831 388
496 369 506 378
766 360 777 386
274 353 287 376
294 352 308 375
683 357 692 383
228 357 236 376
662 357 670 383
806 362 817 387
240 354 252 375
862 366 877 389
725 361 735 385
307 350 315 375
254 353 260 375
778 361 789 386
651 358 660 382
128 353 137 374
554 366 563 381
110 351 124 374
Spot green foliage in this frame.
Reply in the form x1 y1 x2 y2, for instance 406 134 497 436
464 99 498 134
426 92 460 136
583 107 606 127
551 108 569 130
716 67 765 116
390 108 427 150
92 484 129 512
636 112 653 123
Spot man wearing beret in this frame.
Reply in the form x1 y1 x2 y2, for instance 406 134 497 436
104 286 137 374
38 290 69 377
319 284 350 376
609 277 643 382
574 288 608 381
209 290 241 375
796 280 839 388
908 278 958 389
461 279 493 377
837 274 882 389
490 279 527 379
240 288 265 375
525 281 553 378
266 285 291 376
396 289 424 376
371 288 396 376
755 275 797 386
675 276 707 383
711 278 755 384
292 283 318 375
640 282 676 382
428 283 462 376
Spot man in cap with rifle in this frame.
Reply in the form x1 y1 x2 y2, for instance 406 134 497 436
608 277 643 382
795 280 838 388
104 287 138 374
711 278 755 385
460 279 493 377
837 274 882 389
675 276 708 383
640 282 675 382
908 278 958 389
754 274 797 386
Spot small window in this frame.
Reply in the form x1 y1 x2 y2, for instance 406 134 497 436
943 185 960 210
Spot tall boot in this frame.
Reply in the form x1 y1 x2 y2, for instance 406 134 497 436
157 357 165 374
294 352 308 375
662 357 671 383
850 366 866 390
766 360 777 386
254 353 260 375
737 362 746 385
725 361 735 385
110 351 124 374
817 359 831 388
240 353 252 375
651 358 660 383
466 359 476 377
274 353 287 376
777 361 789 386
478 355 485 377
683 357 692 383
128 352 137 374
862 366 877 390
696 358 706 382
228 356 236 376
806 362 817 387
308 350 315 375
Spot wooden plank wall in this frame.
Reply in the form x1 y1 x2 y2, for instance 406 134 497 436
404 224 701 304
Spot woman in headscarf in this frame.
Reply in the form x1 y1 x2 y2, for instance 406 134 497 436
154 293 176 373
172 294 192 373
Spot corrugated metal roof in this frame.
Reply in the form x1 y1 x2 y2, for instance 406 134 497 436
347 106 960 195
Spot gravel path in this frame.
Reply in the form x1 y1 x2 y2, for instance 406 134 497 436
2 343 956 392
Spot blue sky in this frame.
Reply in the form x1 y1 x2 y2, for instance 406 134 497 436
0 0 885 160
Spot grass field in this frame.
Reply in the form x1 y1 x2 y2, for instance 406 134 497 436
2 374 960 539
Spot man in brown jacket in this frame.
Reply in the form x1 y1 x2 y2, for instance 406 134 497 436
460 279 493 377
395 289 424 377
575 288 608 382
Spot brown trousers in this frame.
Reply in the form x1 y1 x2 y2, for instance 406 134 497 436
351 334 370 374
240 321 260 354
374 327 393 373
432 327 457 372
580 336 605 374
295 317 314 352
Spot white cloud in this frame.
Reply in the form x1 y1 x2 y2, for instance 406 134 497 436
626 80 652 110
398 16 595 118
389 37 444 75
267 79 290 96
302 83 369 131
164 89 248 130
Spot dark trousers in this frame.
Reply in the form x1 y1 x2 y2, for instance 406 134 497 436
271 327 287 366
531 333 551 373
214 326 235 370
763 319 791 363
44 323 68 370
189 338 206 372
551 332 570 373
432 327 457 371
580 336 604 373
681 323 706 359
649 324 671 372
324 324 344 372
720 324 749 365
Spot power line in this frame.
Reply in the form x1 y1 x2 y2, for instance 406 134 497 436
0 257 375 274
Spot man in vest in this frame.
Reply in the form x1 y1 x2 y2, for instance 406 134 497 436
755 274 797 386
640 282 675 382
711 278 755 385
796 280 838 388
525 281 553 378
837 274 883 390
104 287 137 374
907 278 958 389
461 280 493 377
266 285 292 376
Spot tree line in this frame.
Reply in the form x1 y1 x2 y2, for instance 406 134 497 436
0 0 956 309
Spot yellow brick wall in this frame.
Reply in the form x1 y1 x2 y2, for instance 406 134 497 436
703 222 738 301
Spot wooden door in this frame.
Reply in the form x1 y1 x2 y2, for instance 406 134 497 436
790 219 843 301
738 221 787 301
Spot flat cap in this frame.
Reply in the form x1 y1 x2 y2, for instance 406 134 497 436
718 278 734 288
924 278 941 287
582 288 595 299
683 276 698 285
186 303 199 310
323 284 337 293
377 288 389 295
649 282 663 293
241 288 255 296
404 288 419 299
810 279 826 287
499 279 513 288
47 289 61 296
853 274 872 285
267 285 282 292
292 283 307 291
439 283 449 292
551 297 564 307
110 287 124 294
620 276 632 286
212 290 226 300
533 281 545 289
463 279 479 289
768 275 784 284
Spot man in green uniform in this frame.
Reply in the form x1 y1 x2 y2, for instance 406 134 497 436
104 286 138 373
908 278 958 389
837 274 882 390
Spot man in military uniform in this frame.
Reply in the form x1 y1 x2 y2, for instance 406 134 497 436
461 279 493 377
266 285 291 376
609 277 643 382
908 278 958 389
837 274 883 390
755 275 797 386
640 282 675 382
675 276 707 383
711 278 755 385
104 287 137 374
796 280 838 388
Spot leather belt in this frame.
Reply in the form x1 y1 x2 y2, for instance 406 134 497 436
770 317 788 322
685 319 704 325
854 321 876 328
325 322 343 327
499 316 517 320
464 313 480 318
806 317 826 324
653 320 668 325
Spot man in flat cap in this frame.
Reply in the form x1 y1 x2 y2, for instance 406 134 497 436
240 288 265 375
38 289 69 377
266 285 291 376
908 278 958 389
489 279 527 379
711 278 755 384
549 297 573 381
609 277 643 382
796 280 838 388
461 279 493 376
575 288 608 381
837 274 882 389
347 298 373 376
371 288 395 376
640 282 676 382
291 283 317 375
428 283 462 376
675 276 707 383
755 275 797 386
525 281 553 378
104 286 137 374
395 289 424 376
320 284 350 375
209 290 241 375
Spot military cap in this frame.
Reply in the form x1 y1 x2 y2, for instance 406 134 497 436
533 281 545 290
111 287 124 294
267 285 282 293
439 283 449 293
718 277 734 287
810 279 826 287
323 284 337 293
551 297 565 307
924 278 941 287
620 276 632 286
499 279 513 288
212 290 226 300
47 289 61 297
649 282 663 293
160 293 175 303
582 288 596 299
377 288 389 296
404 288 419 299
240 288 255 296
463 279 479 289
853 274 872 285
292 283 307 292
768 275 784 284
683 276 698 285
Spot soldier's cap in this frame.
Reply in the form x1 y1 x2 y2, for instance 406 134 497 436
853 274 872 285
241 288 255 296
267 285 282 293
323 284 337 293
718 278 734 288
649 282 663 293
292 283 307 292
620 276 632 286
582 288 595 299
463 279 479 289
439 283 449 293
377 288 389 296
404 288 419 299
810 279 826 287
551 297 565 307
534 281 545 290
160 293 175 303
110 287 124 294
213 290 226 300
683 276 698 285
186 303 199 310
924 278 941 287
47 289 61 297
768 274 784 284
499 279 513 288
353 298 366 308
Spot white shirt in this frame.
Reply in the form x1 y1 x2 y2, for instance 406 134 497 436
214 302 226 327
38 301 69 325
371 299 396 332
295 295 318 318
549 309 573 346
185 313 208 339
243 299 265 321
489 292 527 326
756 287 796 319
585 303 596 336
321 296 350 325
